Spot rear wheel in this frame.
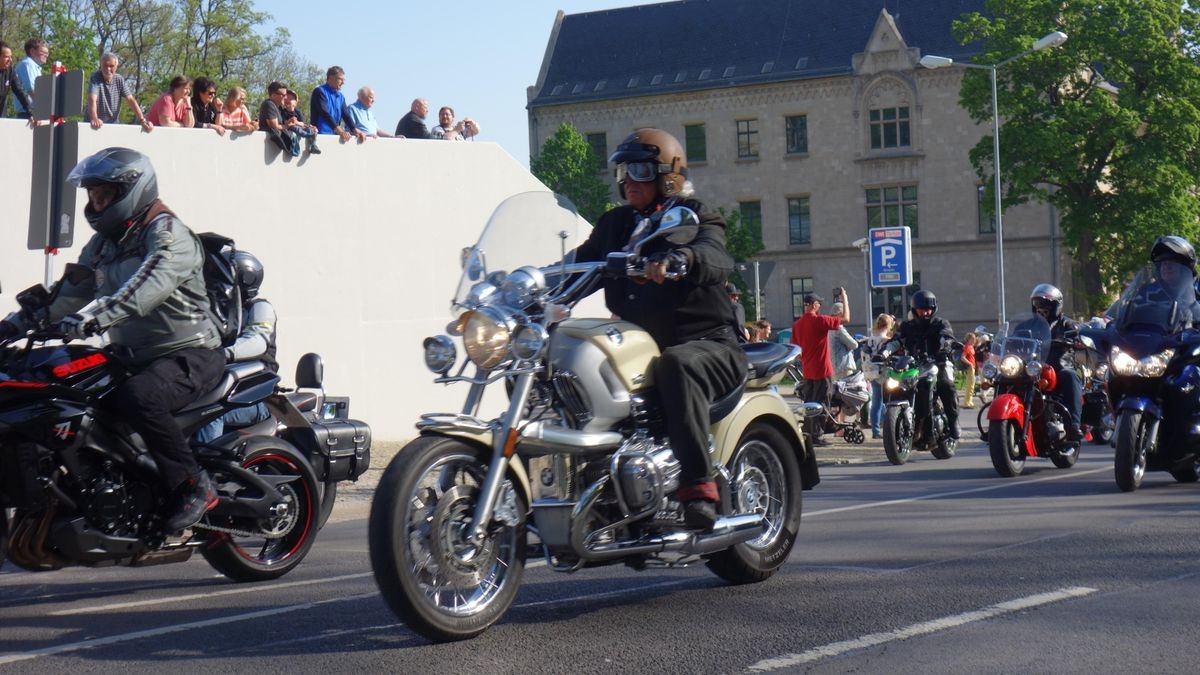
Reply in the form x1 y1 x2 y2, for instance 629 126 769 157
0 509 8 569
977 401 991 441
707 422 802 584
1169 463 1200 483
1050 444 1079 469
1114 410 1149 492
201 440 321 581
882 406 912 465
317 480 338 529
988 419 1025 477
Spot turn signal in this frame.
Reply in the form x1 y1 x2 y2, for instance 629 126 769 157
1037 364 1058 391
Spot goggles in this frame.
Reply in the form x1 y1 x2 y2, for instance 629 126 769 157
616 161 669 183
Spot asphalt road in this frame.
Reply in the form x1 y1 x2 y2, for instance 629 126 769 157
3 436 1199 673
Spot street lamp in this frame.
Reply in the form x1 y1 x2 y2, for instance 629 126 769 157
920 30 1067 329
852 237 870 330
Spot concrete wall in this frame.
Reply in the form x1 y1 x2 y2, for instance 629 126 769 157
1 119 574 441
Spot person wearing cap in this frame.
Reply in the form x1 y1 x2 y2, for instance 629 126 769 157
572 127 746 532
727 282 750 341
789 288 850 446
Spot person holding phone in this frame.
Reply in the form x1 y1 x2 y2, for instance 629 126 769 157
790 286 850 446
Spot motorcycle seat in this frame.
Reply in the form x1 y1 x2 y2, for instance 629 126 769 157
710 380 746 424
286 391 319 413
741 341 798 380
177 361 267 413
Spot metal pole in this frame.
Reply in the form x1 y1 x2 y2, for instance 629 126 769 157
991 65 1006 328
753 260 761 321
863 244 871 330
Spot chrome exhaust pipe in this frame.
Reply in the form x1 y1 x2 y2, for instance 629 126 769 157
574 513 766 561
686 513 765 555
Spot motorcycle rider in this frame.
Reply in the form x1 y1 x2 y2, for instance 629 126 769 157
572 128 747 531
889 289 961 438
1030 284 1083 442
194 250 277 443
0 147 226 533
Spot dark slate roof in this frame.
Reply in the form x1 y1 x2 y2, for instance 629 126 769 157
528 0 986 108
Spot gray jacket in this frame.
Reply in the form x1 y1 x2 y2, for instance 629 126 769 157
47 207 221 365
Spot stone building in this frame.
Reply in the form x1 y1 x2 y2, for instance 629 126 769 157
526 0 1074 333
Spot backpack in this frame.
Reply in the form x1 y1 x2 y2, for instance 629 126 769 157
196 232 243 342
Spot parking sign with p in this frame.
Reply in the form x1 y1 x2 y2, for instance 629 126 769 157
869 226 912 288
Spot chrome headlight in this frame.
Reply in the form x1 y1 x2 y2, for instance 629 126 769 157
511 323 548 360
500 266 545 309
423 335 457 374
462 306 514 369
885 377 900 391
999 355 1024 378
1025 360 1043 378
462 281 499 309
982 362 998 379
1110 347 1173 378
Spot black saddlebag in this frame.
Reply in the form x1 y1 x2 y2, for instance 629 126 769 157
299 419 371 482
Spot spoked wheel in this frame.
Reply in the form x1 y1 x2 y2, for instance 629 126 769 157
843 426 865 445
988 419 1025 477
201 439 320 582
369 435 526 642
1114 410 1150 492
883 406 912 465
707 422 802 584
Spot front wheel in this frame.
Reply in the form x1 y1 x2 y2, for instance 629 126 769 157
707 422 802 584
201 440 321 582
1114 410 1150 492
988 419 1025 477
1050 444 1079 469
369 435 526 642
882 406 912 465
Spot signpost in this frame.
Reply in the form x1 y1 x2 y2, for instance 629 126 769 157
869 226 913 288
27 65 83 287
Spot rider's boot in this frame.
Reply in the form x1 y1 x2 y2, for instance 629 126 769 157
165 470 218 532
1067 423 1083 442
678 480 719 533
947 412 962 440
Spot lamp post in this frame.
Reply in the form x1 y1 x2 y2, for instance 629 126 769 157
852 237 870 330
920 30 1067 329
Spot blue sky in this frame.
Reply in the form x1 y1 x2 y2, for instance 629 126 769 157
251 0 660 167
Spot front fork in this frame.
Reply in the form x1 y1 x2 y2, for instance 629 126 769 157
469 372 534 544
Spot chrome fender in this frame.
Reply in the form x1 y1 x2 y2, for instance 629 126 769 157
415 429 533 511
710 390 811 483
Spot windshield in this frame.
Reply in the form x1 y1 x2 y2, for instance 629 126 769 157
994 312 1051 363
453 191 591 315
1112 262 1196 334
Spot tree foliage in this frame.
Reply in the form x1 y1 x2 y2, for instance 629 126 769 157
718 206 765 318
530 122 615 224
0 0 319 112
953 0 1200 312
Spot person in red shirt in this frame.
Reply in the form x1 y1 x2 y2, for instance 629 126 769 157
961 332 977 408
790 288 850 445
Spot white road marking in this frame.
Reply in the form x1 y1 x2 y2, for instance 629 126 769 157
805 466 1110 518
747 585 1098 672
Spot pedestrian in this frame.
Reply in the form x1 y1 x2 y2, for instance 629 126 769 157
863 313 895 439
85 52 153 131
961 332 977 408
790 287 850 446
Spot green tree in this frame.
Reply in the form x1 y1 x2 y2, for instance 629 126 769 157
530 122 615 224
954 0 1200 312
718 206 765 319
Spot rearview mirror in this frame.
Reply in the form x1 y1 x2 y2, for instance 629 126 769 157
631 206 700 254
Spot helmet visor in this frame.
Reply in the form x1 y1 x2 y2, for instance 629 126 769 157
66 152 145 188
616 161 668 183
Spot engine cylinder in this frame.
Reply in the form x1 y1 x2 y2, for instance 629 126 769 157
617 446 680 513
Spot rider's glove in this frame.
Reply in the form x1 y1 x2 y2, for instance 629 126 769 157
58 312 98 340
646 249 689 279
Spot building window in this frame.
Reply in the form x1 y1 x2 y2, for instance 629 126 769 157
737 119 759 158
869 106 910 149
586 132 607 170
739 201 762 241
791 277 813 320
871 271 921 319
977 185 996 234
685 124 707 162
785 115 808 154
866 185 918 237
788 197 811 245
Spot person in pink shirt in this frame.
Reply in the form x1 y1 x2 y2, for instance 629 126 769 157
790 288 850 445
219 87 255 132
147 75 194 128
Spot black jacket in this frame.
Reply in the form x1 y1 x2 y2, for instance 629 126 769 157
395 111 430 139
573 198 736 350
1048 315 1079 371
895 316 955 358
0 67 32 117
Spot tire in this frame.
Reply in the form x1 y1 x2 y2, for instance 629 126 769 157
201 439 321 582
0 509 8 569
1114 410 1149 492
369 435 526 642
1169 463 1200 483
1050 445 1079 469
317 480 338 530
882 406 912 465
988 419 1025 476
1092 425 1114 445
977 401 991 441
707 422 803 584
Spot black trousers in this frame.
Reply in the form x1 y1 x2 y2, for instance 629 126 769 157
936 367 958 426
800 376 831 439
654 339 748 484
115 348 226 490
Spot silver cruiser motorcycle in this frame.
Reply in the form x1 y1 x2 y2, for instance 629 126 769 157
369 192 817 641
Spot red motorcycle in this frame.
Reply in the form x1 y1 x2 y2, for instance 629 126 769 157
983 313 1080 477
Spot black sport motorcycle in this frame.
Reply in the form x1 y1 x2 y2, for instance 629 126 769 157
0 285 343 580
879 345 959 465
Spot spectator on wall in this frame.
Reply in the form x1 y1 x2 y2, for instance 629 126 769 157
430 105 479 141
147 75 195 128
13 38 47 119
259 81 299 156
191 76 225 135
1 41 34 120
345 86 394 138
395 97 431 139
219 86 255 133
85 52 152 131
309 65 361 143
281 90 319 154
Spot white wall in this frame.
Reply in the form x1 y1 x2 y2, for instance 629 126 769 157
0 119 574 440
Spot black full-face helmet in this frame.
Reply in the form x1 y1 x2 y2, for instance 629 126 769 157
1150 235 1197 273
1030 283 1064 321
66 147 159 239
230 251 264 300
911 290 937 312
609 128 688 200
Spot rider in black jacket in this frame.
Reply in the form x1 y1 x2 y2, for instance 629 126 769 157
573 128 746 531
1031 284 1082 441
891 290 960 438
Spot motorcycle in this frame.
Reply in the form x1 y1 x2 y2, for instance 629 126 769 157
1080 264 1200 491
879 346 959 465
982 313 1079 477
786 363 869 445
368 192 815 641
0 285 359 580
